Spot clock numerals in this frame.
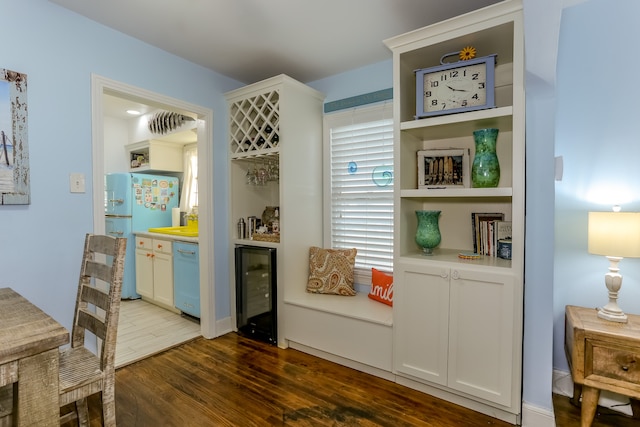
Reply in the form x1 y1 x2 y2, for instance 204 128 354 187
416 54 495 117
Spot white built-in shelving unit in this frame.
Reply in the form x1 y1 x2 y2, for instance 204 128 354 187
384 0 525 423
225 75 325 347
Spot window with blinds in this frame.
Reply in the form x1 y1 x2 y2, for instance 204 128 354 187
324 103 394 277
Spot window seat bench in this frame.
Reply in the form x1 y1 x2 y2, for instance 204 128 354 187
283 290 393 377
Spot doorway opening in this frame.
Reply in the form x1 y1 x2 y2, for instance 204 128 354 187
91 75 215 366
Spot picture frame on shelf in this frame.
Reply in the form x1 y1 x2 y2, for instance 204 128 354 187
417 148 469 189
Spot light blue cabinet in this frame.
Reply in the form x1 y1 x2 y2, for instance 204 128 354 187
173 241 200 318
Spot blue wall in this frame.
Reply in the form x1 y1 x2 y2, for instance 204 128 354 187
554 0 640 371
0 0 242 329
308 60 392 104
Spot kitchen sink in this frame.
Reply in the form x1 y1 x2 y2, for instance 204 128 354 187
148 226 198 237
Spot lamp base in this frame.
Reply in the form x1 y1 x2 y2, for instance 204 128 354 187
597 256 628 323
598 307 628 323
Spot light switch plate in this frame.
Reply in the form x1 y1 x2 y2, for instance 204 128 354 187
69 173 85 193
555 156 563 181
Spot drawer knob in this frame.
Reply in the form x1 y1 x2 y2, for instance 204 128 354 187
622 366 629 371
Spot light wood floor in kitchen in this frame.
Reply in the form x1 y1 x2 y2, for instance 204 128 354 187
115 298 201 368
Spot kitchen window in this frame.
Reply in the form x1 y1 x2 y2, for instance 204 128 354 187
180 143 198 215
323 102 394 284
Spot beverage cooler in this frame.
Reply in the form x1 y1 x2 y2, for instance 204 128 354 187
235 245 277 345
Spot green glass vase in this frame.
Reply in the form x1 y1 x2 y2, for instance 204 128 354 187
415 210 441 255
471 128 500 188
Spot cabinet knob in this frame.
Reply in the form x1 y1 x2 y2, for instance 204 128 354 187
440 270 448 279
451 270 460 280
622 366 629 371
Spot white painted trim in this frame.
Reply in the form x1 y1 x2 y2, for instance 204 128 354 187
288 341 396 382
521 402 555 427
215 316 233 336
90 74 216 339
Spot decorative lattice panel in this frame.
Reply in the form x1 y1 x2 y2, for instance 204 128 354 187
229 90 280 155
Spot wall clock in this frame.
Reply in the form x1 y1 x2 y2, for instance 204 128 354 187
415 54 497 119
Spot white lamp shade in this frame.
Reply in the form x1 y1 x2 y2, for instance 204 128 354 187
588 212 640 258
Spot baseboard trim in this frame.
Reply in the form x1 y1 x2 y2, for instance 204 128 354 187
215 316 232 337
288 341 396 382
521 402 555 427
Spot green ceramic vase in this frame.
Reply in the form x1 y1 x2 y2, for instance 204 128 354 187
471 128 500 188
415 210 441 255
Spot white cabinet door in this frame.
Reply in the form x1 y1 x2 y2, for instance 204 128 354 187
394 262 449 385
152 239 173 307
448 268 515 407
394 263 516 407
153 251 174 306
135 247 153 299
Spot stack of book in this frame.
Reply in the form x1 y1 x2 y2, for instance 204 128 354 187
471 212 512 257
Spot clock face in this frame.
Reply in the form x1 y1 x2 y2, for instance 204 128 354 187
423 62 488 113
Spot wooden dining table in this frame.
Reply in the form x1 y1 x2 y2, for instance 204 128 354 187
0 287 69 426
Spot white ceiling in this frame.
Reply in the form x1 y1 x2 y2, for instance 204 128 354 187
50 0 502 85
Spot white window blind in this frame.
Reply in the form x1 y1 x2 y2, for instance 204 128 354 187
324 103 394 276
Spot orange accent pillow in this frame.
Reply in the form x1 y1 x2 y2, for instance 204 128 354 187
368 268 393 306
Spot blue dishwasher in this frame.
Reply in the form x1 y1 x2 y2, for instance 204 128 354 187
173 241 200 318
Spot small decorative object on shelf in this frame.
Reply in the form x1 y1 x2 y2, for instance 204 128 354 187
471 128 500 188
458 252 481 260
262 206 280 231
272 208 280 233
497 239 512 260
251 232 280 243
414 47 497 119
415 210 442 255
237 217 246 239
418 149 470 189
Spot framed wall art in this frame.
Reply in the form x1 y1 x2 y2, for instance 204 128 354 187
417 148 469 189
0 68 29 205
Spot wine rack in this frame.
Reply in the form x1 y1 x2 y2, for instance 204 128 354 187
229 89 280 156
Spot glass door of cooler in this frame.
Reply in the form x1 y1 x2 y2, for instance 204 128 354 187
235 245 277 345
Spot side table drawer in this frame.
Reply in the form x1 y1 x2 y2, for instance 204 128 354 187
588 339 640 388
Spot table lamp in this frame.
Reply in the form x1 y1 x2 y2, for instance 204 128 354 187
588 211 640 323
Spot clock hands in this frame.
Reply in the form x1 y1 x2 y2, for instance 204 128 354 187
447 85 468 92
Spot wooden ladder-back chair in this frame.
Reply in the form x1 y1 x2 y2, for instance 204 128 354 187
59 233 127 426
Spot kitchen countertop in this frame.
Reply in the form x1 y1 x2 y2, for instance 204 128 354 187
134 231 199 243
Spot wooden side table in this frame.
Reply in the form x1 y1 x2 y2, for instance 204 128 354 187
565 305 640 426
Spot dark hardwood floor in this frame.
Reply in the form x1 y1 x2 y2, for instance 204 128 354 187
552 393 639 427
65 332 638 426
